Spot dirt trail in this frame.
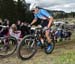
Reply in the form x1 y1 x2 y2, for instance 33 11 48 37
0 33 75 64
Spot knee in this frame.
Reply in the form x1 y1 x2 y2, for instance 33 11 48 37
45 31 49 37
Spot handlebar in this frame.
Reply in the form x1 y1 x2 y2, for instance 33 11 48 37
30 25 42 30
0 25 9 28
28 24 49 32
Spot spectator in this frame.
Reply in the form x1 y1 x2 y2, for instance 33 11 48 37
0 18 3 37
3 19 10 35
9 24 21 40
20 22 29 37
16 20 21 30
3 19 10 27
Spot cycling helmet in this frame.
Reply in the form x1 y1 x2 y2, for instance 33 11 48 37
29 3 38 11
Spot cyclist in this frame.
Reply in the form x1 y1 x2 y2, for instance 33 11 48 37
30 3 54 51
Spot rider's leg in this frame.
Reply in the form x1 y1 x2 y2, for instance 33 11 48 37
40 37 44 44
45 30 51 44
45 30 52 51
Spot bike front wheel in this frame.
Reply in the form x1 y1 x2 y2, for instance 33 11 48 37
17 35 37 60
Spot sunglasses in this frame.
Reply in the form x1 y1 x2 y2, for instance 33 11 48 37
31 10 35 12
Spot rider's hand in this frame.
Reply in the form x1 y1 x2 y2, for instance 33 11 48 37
43 26 49 31
37 25 42 28
28 24 32 27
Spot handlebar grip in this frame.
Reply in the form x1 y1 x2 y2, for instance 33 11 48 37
0 25 8 28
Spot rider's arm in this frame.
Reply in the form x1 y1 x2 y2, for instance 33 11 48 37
31 14 38 25
48 17 53 28
31 19 37 25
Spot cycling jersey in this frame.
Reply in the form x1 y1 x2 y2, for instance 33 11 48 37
34 9 52 20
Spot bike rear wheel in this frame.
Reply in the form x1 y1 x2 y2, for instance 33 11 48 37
44 40 55 54
17 35 37 60
0 36 17 57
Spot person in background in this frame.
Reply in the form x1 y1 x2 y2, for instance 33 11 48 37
3 19 10 27
0 18 4 37
16 20 21 30
0 18 9 51
20 22 30 37
3 19 10 36
9 24 21 40
20 22 25 37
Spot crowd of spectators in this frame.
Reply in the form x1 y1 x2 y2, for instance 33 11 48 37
0 18 30 40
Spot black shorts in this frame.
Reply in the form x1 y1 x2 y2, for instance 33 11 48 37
40 20 48 27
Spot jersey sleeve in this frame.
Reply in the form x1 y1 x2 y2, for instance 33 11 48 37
41 9 52 18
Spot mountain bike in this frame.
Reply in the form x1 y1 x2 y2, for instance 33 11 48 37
0 25 17 57
17 25 55 60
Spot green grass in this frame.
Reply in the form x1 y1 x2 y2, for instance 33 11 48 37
53 50 75 64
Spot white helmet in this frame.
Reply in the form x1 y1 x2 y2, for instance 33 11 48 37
29 3 37 11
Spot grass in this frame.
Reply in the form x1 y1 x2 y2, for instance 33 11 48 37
52 50 75 64
52 32 75 64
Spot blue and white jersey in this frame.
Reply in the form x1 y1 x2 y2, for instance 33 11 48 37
34 9 52 20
